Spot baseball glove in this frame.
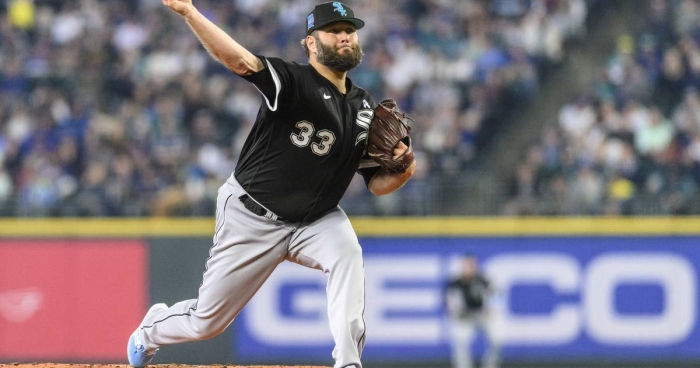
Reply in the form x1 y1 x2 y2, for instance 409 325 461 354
367 99 415 173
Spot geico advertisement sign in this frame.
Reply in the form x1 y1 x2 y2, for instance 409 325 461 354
484 253 695 345
237 239 700 357
244 252 695 346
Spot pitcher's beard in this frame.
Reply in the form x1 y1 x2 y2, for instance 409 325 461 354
315 40 363 72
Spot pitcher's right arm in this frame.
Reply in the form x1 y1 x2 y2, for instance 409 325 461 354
162 0 264 76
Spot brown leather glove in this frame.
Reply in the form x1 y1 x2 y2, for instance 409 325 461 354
367 99 415 173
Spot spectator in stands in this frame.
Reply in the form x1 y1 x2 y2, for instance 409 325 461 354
635 106 674 156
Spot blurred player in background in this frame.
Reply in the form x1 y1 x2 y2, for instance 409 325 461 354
444 254 501 368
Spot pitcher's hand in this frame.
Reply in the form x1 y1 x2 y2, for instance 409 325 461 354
162 0 193 17
392 141 408 159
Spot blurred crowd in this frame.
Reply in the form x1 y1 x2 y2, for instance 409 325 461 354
0 0 589 217
505 0 700 215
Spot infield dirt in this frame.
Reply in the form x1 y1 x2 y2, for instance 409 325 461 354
0 365 329 368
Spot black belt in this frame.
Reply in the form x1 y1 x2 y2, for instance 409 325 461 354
239 194 287 222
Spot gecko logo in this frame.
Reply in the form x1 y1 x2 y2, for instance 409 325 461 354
332 2 347 17
0 287 43 323
354 108 373 145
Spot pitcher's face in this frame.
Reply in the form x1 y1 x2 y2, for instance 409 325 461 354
312 21 363 72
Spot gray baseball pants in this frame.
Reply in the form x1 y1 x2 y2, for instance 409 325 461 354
136 175 366 368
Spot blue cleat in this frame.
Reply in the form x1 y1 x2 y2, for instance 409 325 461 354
127 332 157 368
127 303 168 367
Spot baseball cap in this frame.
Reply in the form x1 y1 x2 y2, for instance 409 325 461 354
306 2 365 35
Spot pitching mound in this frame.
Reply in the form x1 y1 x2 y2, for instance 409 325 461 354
0 365 329 368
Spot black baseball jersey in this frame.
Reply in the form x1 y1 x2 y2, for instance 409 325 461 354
446 275 491 312
235 56 379 222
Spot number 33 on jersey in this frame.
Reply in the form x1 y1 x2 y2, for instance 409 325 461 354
291 103 373 156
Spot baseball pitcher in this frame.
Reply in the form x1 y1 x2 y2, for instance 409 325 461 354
126 1 417 368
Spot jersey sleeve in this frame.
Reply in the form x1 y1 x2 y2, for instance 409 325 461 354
358 94 380 186
239 56 296 112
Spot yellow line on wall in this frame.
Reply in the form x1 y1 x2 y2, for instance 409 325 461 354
350 217 700 236
0 217 699 237
0 218 216 237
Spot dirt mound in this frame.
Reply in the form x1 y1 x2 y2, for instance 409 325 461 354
0 365 329 368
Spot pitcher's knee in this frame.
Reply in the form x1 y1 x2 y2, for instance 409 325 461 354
190 318 228 340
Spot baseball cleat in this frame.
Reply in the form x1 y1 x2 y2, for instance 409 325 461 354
127 303 168 367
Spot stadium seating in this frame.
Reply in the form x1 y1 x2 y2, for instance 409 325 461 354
0 0 592 216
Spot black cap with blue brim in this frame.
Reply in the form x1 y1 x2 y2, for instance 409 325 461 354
306 2 365 35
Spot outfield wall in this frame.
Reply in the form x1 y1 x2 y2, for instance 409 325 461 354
1 217 699 367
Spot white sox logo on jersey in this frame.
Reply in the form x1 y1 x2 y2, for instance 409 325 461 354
355 99 372 146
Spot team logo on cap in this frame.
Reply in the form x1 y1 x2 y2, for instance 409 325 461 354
307 14 315 30
332 2 347 17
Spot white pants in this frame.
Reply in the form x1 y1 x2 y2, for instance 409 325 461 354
137 175 366 368
449 312 501 368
